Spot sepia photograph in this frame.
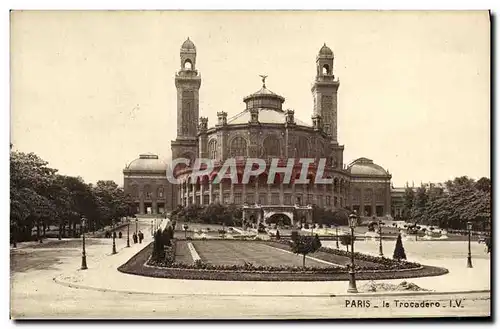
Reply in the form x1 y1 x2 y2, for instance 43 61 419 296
9 10 491 319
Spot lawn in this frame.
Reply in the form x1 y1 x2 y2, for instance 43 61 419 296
191 240 331 268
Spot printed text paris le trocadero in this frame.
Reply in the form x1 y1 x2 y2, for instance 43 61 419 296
345 299 465 309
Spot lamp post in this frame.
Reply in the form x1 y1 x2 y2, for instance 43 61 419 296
335 225 339 249
467 221 473 268
183 224 188 239
378 219 384 257
135 218 138 234
126 218 130 248
151 220 153 235
347 212 358 293
112 219 117 254
81 217 88 270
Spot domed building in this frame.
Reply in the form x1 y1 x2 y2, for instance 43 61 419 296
124 38 401 221
123 153 175 214
347 157 392 217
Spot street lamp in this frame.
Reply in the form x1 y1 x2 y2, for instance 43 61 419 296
112 219 117 254
151 220 153 235
126 218 130 248
335 225 339 249
81 217 88 270
347 212 358 293
378 219 384 257
135 218 138 234
467 221 473 268
183 224 188 239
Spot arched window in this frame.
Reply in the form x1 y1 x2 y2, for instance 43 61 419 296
184 59 193 70
208 139 217 159
157 187 164 198
322 64 330 75
295 137 309 158
230 137 247 157
263 136 280 157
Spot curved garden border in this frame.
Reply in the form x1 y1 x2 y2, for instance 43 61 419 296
118 242 449 282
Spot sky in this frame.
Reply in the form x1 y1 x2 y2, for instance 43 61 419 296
10 10 490 187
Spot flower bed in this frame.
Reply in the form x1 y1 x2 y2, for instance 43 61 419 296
148 259 346 274
118 242 449 281
269 239 421 270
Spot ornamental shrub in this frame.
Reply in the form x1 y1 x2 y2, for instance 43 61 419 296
393 233 407 261
151 229 165 261
290 235 321 268
339 234 352 252
313 234 322 250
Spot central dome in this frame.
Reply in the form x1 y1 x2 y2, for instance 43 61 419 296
243 85 285 111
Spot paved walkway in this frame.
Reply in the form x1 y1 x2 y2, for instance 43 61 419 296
52 236 490 297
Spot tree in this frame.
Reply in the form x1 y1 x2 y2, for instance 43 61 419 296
475 177 491 193
410 185 428 223
10 148 144 241
290 235 321 268
402 187 415 220
393 234 407 261
331 209 349 226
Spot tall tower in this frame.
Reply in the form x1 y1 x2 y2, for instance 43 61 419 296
171 38 201 164
311 44 344 169
311 43 340 143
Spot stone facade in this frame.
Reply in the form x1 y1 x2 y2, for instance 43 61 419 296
124 38 406 220
123 154 175 215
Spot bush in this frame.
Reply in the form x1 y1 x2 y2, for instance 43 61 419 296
291 230 299 241
194 259 206 269
151 230 165 261
393 234 407 261
304 223 309 229
339 235 352 251
313 234 322 250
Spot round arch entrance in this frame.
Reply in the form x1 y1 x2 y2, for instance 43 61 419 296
266 213 292 226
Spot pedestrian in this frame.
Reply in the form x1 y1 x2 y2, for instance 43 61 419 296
138 230 144 243
133 232 138 244
118 231 122 239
